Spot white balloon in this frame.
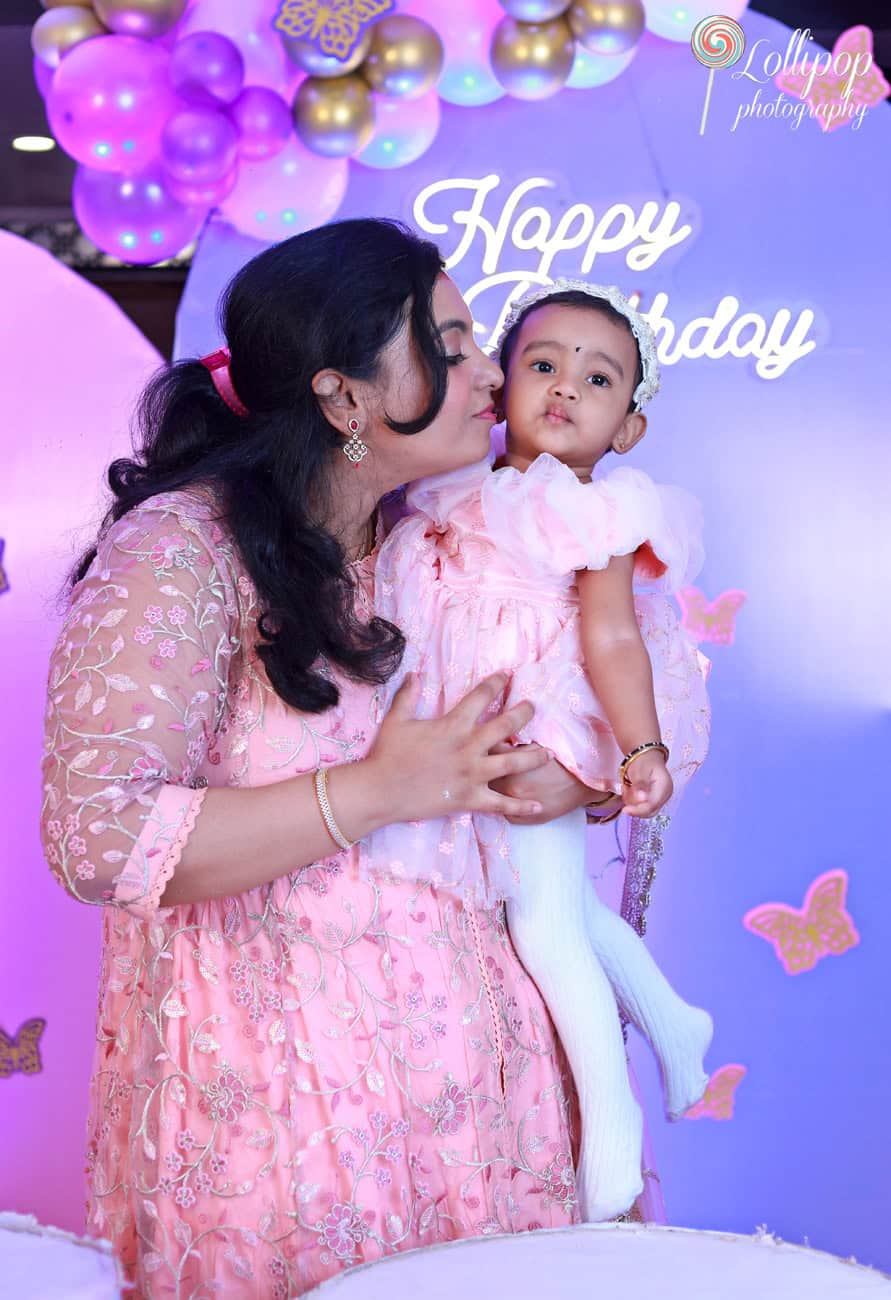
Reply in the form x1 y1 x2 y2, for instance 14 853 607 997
218 132 348 242
354 88 441 170
567 42 638 89
644 0 749 43
400 0 506 106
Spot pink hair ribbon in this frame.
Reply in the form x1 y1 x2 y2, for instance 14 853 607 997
199 347 249 417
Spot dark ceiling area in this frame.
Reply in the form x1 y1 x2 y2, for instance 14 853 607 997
1 1 887 356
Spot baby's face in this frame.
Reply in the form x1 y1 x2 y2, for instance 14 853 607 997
501 303 643 474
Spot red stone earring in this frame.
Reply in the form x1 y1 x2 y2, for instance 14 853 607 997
343 417 369 466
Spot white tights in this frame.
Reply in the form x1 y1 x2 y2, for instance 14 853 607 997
504 809 712 1222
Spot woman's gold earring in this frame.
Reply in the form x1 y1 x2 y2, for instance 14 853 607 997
344 417 369 466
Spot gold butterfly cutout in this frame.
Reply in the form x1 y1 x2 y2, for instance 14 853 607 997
274 0 395 62
684 1064 747 1121
743 869 859 975
0 1018 46 1078
774 26 890 133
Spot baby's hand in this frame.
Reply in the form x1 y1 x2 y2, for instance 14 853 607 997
622 751 673 818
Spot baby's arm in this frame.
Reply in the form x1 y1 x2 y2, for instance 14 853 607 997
577 556 673 817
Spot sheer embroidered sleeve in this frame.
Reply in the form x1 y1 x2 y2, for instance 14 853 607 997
40 495 238 919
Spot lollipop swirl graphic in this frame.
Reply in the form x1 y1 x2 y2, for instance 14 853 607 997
691 15 746 136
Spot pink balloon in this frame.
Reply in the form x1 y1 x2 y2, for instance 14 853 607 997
46 36 176 174
229 86 291 161
161 107 239 185
166 164 238 209
73 163 208 263
170 31 245 107
218 132 348 243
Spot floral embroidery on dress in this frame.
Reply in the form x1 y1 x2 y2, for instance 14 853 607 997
39 490 643 1299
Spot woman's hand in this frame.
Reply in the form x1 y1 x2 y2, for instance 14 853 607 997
621 751 673 818
487 743 615 826
363 673 551 825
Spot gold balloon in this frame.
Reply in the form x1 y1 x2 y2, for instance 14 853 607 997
293 74 375 158
281 27 372 78
490 16 575 100
498 0 571 20
361 15 444 100
31 5 106 69
567 0 645 56
41 0 90 8
93 0 186 39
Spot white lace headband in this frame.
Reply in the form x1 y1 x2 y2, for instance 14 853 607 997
491 278 661 411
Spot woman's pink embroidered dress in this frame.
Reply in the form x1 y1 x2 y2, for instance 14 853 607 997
41 490 662 1299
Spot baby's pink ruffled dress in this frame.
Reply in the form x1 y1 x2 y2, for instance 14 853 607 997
366 450 711 907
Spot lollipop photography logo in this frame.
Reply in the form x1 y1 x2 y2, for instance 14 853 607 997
690 16 889 135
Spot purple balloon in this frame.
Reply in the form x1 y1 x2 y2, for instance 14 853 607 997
170 31 245 107
165 164 238 209
161 107 239 186
46 36 176 174
32 55 54 100
73 163 207 263
229 86 292 161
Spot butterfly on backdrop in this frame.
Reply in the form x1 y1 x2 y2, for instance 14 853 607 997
684 1064 747 1121
774 26 890 133
0 1018 46 1078
273 0 394 61
743 869 859 976
676 586 746 646
0 539 8 595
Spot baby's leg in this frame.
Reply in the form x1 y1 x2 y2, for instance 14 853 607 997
583 885 713 1121
505 809 643 1222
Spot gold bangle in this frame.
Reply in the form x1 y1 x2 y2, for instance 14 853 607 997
313 767 354 851
619 741 670 786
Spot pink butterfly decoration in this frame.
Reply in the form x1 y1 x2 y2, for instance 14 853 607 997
676 586 747 645
774 26 890 133
743 869 859 976
684 1064 747 1121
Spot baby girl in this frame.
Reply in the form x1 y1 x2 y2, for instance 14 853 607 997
362 280 713 1221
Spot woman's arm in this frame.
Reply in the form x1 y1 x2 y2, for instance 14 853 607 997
163 672 549 906
41 503 548 917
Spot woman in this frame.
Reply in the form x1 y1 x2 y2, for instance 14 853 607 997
41 219 654 1298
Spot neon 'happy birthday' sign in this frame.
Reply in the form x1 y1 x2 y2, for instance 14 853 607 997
414 175 818 381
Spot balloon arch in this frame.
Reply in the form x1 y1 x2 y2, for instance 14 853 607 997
31 0 750 263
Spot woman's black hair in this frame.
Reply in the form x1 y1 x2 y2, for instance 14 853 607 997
498 290 644 416
70 217 448 713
